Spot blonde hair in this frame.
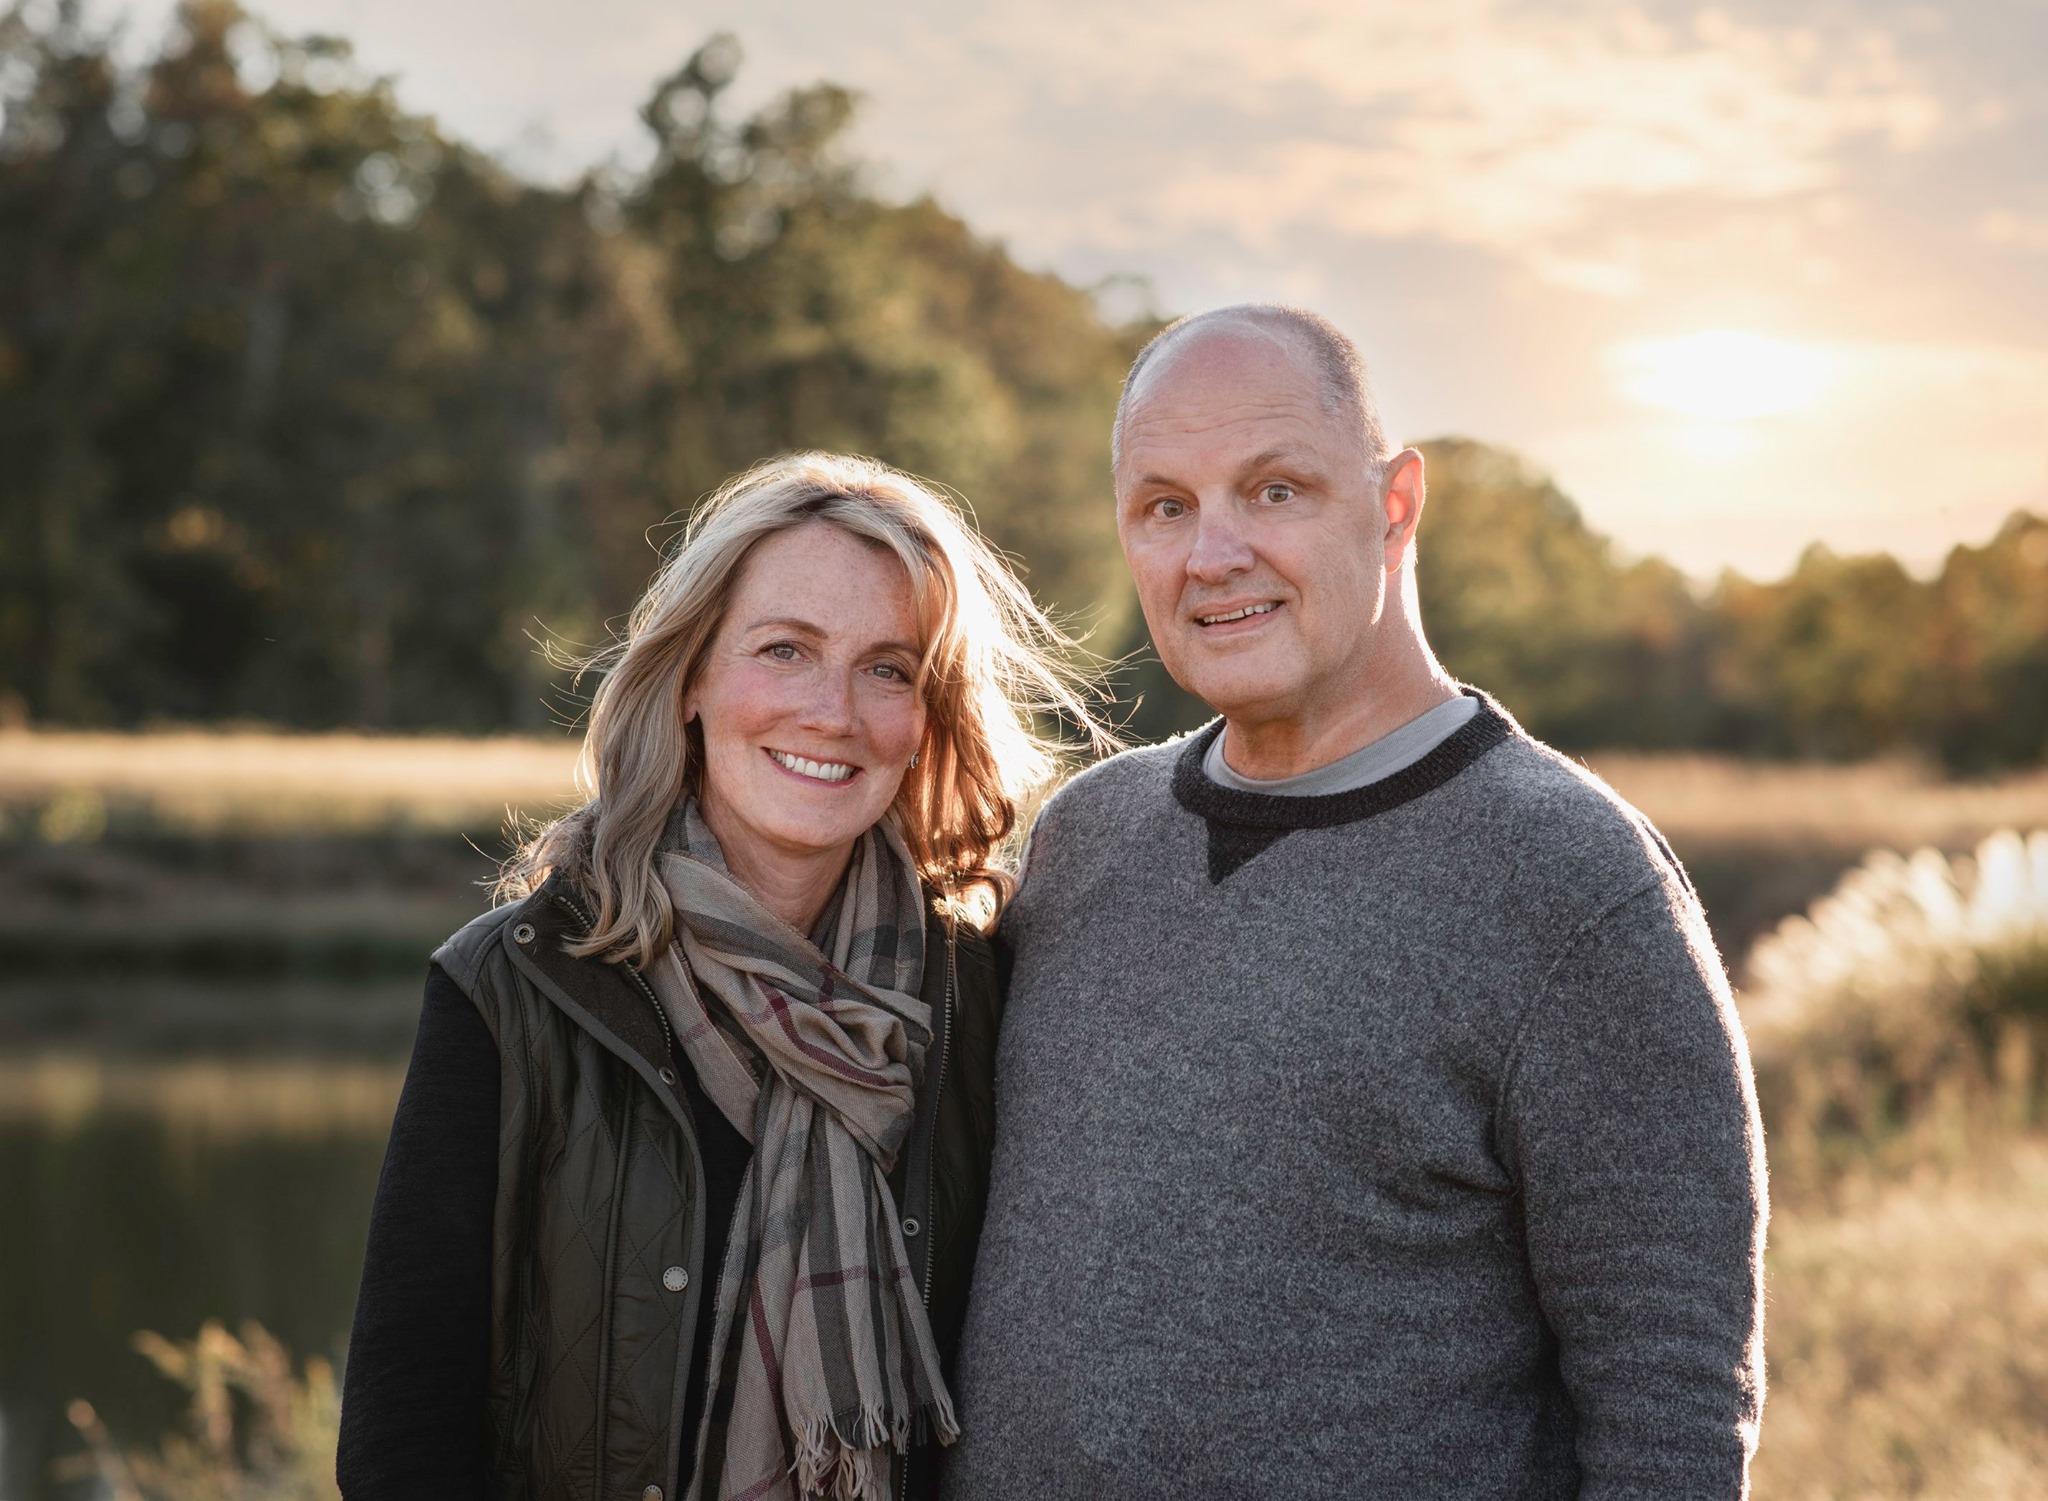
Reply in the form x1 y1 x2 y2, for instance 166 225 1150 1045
502 452 1112 965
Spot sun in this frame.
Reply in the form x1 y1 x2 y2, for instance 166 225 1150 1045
1609 331 1836 421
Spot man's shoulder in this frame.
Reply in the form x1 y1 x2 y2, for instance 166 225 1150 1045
1469 730 1696 918
1037 734 1189 827
1013 734 1191 881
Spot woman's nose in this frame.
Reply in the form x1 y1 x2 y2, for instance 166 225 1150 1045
796 670 857 733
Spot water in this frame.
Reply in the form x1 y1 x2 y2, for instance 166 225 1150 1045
0 977 419 1501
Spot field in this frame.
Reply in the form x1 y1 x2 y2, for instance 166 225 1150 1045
15 728 2048 839
11 726 2048 970
9 728 2048 1498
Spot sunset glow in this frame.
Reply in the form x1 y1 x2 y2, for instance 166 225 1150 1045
1609 332 1837 422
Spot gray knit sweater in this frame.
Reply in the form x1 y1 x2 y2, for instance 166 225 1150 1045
943 696 1766 1500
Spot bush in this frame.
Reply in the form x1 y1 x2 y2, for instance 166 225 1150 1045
1741 830 2048 1193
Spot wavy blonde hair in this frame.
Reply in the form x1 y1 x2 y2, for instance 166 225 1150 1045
502 452 1112 965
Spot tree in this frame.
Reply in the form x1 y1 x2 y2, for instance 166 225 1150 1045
1415 438 1712 749
0 7 1144 731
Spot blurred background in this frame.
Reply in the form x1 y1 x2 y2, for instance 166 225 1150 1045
2 0 2046 1495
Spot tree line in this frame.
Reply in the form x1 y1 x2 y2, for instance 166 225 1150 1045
3 1 2044 769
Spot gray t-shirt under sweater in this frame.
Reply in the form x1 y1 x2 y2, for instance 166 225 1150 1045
945 693 1766 1500
1203 691 1479 795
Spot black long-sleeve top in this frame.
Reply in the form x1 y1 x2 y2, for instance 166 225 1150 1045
337 965 752 1499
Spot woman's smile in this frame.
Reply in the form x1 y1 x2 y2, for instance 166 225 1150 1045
764 747 862 785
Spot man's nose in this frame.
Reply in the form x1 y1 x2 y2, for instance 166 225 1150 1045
1185 504 1256 583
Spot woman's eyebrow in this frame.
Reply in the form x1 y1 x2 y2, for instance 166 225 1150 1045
743 617 921 657
738 615 825 637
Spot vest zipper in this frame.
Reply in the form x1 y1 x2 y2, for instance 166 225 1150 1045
897 920 957 1501
549 889 677 1059
921 920 957 1311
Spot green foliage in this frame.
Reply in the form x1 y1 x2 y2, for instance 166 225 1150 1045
1416 438 1713 749
4 3 2046 767
1414 439 2048 769
0 2 1142 732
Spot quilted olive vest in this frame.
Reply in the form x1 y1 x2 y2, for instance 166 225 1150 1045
432 874 1001 1501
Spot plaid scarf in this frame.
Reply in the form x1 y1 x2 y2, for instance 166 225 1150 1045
648 803 960 1501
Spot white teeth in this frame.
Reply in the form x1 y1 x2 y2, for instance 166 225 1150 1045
770 750 855 783
1198 602 1279 625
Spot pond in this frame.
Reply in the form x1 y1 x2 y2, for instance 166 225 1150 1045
0 976 421 1501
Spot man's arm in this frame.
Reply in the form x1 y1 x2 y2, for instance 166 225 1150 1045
1499 875 1768 1500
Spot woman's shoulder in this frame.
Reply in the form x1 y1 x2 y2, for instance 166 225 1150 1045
430 874 589 998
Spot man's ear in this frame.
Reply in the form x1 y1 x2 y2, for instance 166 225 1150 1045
1380 449 1426 569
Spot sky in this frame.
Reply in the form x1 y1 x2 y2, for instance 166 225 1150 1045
110 0 2048 579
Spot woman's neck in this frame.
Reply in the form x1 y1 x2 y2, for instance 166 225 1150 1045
700 808 852 936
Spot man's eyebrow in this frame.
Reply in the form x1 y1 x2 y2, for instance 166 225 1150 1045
1235 446 1321 482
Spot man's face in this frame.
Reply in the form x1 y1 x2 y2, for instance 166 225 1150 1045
1115 329 1395 728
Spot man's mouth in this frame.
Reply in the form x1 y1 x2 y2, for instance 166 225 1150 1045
1195 602 1280 627
765 749 859 784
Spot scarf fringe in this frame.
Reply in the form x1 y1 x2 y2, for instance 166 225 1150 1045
791 1396 963 1501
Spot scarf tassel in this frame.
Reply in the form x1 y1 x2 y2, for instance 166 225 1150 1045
791 1398 963 1501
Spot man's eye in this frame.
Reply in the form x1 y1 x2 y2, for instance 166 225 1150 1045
1260 484 1295 504
1154 497 1188 520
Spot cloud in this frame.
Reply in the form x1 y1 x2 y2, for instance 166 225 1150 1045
857 0 1945 286
1978 211 2048 254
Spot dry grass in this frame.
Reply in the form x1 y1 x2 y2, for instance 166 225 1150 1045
12 728 2048 848
0 1055 404 1138
1758 1138 2048 1499
1588 753 2048 852
0 727 581 835
63 1320 341 1501
1737 833 2048 1197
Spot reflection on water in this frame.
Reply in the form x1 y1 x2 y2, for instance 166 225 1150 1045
0 977 415 1501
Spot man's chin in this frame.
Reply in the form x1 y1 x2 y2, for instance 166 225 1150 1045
1165 657 1306 722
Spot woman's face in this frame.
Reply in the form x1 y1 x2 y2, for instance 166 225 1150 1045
685 521 929 882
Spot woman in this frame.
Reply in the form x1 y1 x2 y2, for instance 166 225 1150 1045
338 454 1103 1501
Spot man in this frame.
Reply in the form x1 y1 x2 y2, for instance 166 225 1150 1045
943 305 1766 1498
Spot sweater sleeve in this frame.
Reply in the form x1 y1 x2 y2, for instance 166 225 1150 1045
337 964 498 1501
1498 877 1767 1500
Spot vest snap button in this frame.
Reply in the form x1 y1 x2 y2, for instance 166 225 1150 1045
658 1067 677 1086
663 1265 688 1292
901 1216 921 1238
642 1487 664 1501
511 923 536 945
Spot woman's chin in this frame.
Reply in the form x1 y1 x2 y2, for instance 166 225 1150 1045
730 795 892 863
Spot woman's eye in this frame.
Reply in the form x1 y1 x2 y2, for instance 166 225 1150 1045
871 660 911 682
764 642 799 661
1260 483 1295 504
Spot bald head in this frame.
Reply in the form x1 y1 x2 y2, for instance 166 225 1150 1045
1113 305 1391 481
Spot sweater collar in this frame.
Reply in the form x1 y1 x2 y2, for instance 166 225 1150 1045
1171 687 1516 881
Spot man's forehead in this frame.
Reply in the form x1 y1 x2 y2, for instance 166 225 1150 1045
1119 330 1336 475
1128 318 1322 408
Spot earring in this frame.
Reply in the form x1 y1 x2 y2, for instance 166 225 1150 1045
909 751 920 769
